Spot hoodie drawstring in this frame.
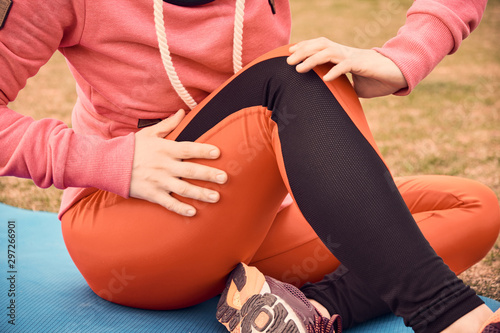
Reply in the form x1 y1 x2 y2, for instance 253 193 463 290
232 0 245 74
153 0 246 110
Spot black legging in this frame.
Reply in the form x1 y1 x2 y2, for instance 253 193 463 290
174 54 482 331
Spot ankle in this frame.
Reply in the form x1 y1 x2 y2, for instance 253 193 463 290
441 304 493 333
308 298 331 318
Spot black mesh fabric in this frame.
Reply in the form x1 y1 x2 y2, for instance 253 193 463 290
174 57 482 332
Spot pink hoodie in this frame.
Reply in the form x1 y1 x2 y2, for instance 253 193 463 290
0 0 487 218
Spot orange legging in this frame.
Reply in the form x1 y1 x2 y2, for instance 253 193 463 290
61 45 500 312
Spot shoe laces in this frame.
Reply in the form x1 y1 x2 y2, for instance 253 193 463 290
306 314 342 333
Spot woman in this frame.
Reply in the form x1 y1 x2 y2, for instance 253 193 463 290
1 0 499 331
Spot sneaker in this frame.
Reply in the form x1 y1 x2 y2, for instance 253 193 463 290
216 263 342 333
479 308 500 333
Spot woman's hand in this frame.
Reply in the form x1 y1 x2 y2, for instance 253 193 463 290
129 109 228 217
287 38 408 98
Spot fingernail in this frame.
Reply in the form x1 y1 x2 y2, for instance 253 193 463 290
216 173 227 183
185 209 196 217
210 149 219 158
209 192 219 202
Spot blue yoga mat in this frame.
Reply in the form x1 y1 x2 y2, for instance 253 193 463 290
0 203 498 332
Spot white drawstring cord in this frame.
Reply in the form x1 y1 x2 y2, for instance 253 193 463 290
153 0 198 109
232 0 246 73
153 0 246 109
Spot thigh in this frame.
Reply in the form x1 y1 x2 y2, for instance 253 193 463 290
62 107 288 310
395 175 500 274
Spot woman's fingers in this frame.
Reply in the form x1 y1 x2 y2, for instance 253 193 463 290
288 37 408 97
288 39 328 65
168 160 227 184
144 189 199 217
288 38 348 67
130 167 223 217
143 109 186 138
323 60 352 82
170 141 221 160
130 116 228 217
166 177 221 203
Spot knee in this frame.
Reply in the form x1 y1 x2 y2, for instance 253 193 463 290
453 177 500 237
457 179 500 271
412 176 500 273
477 183 500 238
452 178 500 256
401 175 500 236
462 178 500 230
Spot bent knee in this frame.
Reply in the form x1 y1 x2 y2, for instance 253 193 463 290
463 178 500 233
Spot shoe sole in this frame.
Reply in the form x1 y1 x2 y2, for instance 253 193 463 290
217 263 304 333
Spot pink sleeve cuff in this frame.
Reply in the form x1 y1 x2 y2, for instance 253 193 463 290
0 106 135 199
373 0 485 96
373 13 454 96
64 132 135 198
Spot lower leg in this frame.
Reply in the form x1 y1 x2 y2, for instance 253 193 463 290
301 265 391 328
303 274 493 333
268 61 484 331
442 306 493 333
394 175 500 275
306 297 493 332
308 300 330 318
299 175 500 329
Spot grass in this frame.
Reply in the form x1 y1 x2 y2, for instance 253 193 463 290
1 0 499 300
